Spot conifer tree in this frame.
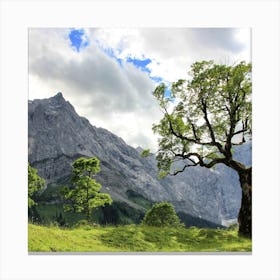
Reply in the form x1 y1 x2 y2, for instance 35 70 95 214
62 157 112 222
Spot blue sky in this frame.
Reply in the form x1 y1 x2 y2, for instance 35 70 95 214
126 57 151 73
126 58 164 85
69 29 89 52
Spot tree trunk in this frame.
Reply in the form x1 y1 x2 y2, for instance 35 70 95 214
237 167 252 238
86 208 90 223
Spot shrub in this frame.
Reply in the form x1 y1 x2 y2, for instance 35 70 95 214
73 219 100 230
227 223 239 230
142 202 181 227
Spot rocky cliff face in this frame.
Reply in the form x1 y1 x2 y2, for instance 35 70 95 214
28 93 252 225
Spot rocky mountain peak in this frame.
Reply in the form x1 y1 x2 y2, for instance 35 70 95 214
50 92 66 103
55 92 63 98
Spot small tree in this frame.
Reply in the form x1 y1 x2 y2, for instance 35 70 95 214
28 163 45 208
142 202 181 227
151 61 252 237
61 157 112 222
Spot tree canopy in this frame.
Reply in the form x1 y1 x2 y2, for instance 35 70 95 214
152 60 252 177
61 157 112 221
142 202 181 227
28 163 45 208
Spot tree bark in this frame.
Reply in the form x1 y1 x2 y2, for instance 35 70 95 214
237 167 252 238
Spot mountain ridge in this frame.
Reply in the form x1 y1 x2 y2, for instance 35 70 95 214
28 92 251 226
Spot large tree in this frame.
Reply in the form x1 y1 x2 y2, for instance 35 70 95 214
151 61 252 238
61 157 112 222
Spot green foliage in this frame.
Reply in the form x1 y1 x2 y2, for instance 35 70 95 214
52 212 66 227
34 203 90 226
28 163 45 208
28 205 43 224
140 149 151 158
227 223 239 231
37 184 65 203
31 200 146 227
152 61 252 176
73 219 96 230
100 201 145 225
177 211 225 229
28 223 252 252
126 189 153 210
142 202 181 227
61 157 112 221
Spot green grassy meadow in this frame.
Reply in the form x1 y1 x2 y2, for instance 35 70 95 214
28 223 252 253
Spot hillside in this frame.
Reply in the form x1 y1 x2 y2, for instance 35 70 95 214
28 223 252 252
28 93 252 226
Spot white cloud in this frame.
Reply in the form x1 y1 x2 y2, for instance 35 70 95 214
91 28 250 83
29 28 251 152
29 28 163 151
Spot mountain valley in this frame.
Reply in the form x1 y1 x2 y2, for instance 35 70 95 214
28 93 252 227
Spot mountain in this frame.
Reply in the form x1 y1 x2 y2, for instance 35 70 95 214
28 93 252 226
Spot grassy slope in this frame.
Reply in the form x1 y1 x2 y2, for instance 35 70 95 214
28 223 251 252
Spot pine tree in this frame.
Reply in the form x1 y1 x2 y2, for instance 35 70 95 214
61 157 112 222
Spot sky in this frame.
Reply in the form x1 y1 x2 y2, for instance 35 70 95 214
29 28 251 152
